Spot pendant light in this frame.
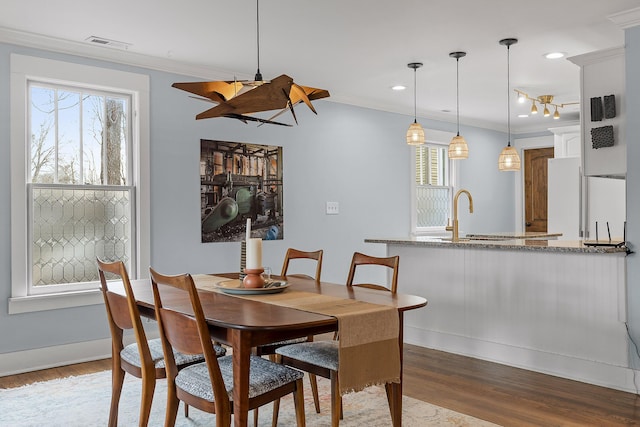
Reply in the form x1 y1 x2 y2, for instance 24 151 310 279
498 38 521 171
406 62 425 146
448 52 469 159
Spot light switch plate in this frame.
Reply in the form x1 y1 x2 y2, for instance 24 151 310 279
326 201 339 215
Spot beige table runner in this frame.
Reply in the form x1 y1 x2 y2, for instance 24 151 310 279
193 274 401 394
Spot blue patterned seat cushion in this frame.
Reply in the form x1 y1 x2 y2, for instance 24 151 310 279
275 341 338 371
259 336 308 348
120 338 225 369
175 355 303 401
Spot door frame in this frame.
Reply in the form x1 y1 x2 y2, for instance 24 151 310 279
513 135 554 233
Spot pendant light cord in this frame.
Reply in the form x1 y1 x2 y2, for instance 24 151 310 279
507 44 511 147
255 0 262 81
456 58 460 136
413 67 417 124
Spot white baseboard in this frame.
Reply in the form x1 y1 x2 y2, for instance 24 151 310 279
0 330 160 377
0 339 112 377
404 325 639 394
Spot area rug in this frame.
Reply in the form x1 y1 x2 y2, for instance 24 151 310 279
0 370 499 426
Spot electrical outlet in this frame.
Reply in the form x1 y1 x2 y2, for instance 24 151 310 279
326 201 339 215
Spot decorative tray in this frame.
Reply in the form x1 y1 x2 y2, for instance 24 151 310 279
214 279 289 295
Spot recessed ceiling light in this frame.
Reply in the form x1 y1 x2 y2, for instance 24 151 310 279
518 114 529 118
544 52 565 59
391 85 406 91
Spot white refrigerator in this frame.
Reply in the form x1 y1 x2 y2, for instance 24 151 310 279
547 157 625 241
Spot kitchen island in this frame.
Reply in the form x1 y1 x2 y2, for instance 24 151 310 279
366 236 633 393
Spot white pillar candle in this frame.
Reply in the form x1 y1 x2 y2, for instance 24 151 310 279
246 238 262 270
246 218 251 241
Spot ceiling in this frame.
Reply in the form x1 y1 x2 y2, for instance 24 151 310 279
1 0 638 133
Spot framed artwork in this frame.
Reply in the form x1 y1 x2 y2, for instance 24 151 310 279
200 139 283 243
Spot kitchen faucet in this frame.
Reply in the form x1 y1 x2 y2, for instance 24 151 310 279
446 189 474 242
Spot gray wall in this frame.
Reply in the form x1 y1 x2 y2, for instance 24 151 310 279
0 42 512 355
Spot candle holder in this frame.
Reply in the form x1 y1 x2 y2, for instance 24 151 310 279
239 240 247 280
243 268 265 288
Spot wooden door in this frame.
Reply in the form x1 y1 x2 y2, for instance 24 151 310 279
524 147 554 232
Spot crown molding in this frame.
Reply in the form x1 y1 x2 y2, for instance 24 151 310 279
609 7 640 29
0 26 238 81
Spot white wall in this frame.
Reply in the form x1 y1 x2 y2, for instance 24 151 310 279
0 42 513 367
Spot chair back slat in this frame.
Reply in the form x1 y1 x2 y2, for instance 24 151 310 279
346 252 399 294
280 248 323 281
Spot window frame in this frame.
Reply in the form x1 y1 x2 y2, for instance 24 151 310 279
410 129 458 235
9 54 150 314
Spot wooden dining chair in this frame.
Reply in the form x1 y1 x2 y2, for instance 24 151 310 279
255 248 323 425
346 252 399 293
149 267 307 427
274 251 400 427
97 259 223 427
280 248 323 282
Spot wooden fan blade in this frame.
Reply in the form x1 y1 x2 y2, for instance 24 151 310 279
172 81 242 103
290 84 316 114
224 113 292 127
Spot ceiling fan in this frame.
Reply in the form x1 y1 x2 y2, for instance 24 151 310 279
172 0 329 126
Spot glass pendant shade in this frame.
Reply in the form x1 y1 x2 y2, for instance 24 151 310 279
448 134 469 159
406 121 425 145
498 145 521 171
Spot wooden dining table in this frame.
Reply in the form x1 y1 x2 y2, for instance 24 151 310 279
125 273 427 427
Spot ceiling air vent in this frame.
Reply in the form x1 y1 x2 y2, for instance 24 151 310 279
85 36 131 50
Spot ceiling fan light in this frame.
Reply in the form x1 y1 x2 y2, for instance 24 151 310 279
448 134 469 159
498 145 521 171
406 121 425 145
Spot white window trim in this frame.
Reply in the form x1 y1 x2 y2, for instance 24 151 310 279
410 129 458 236
9 54 150 314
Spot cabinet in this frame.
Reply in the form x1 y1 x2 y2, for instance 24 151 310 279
569 47 626 177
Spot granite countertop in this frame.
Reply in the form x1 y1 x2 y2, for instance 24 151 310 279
465 231 563 240
365 236 628 254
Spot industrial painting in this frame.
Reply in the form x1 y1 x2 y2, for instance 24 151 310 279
200 139 283 243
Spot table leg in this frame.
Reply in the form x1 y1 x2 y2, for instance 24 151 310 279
386 313 404 427
232 329 252 427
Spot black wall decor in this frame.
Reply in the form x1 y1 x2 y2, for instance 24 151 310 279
591 125 614 149
590 97 603 121
604 94 616 119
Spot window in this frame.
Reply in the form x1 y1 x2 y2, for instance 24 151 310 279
410 130 456 234
10 55 150 313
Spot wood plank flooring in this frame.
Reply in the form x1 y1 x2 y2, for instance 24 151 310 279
2 345 640 426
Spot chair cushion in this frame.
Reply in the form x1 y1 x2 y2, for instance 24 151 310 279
259 336 308 348
175 355 303 402
275 340 338 371
121 338 225 369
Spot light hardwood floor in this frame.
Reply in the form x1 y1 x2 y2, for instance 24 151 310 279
2 344 640 426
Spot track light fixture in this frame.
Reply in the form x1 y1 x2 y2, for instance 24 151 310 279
514 90 578 120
